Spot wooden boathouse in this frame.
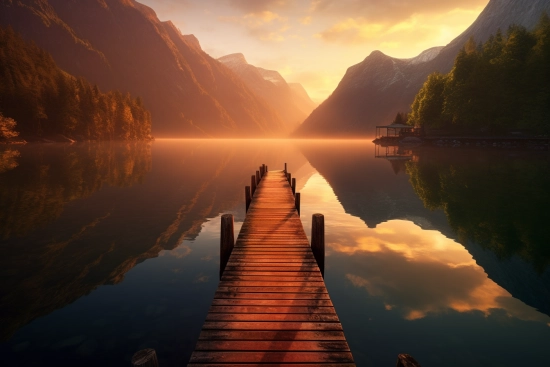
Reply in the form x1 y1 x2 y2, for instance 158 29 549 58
187 164 356 366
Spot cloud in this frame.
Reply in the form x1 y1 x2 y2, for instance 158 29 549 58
310 0 488 23
300 16 312 25
226 0 292 13
317 18 385 44
316 7 483 49
219 10 290 42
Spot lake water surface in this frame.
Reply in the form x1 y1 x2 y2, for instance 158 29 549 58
1 140 549 366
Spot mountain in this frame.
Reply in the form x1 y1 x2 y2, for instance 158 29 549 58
294 0 550 137
0 0 286 137
218 53 316 132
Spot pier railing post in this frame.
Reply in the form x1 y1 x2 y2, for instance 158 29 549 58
284 163 287 173
132 348 159 367
291 178 296 195
287 172 292 185
295 192 300 216
245 186 251 212
220 214 234 278
251 175 256 196
311 213 325 277
256 170 260 185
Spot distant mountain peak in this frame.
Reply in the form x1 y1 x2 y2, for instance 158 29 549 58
218 53 248 66
257 67 286 86
405 46 444 65
368 49 388 58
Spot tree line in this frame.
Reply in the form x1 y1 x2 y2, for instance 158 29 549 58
408 13 550 135
0 26 152 141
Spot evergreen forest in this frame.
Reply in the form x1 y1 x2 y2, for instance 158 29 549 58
408 13 550 135
0 26 152 141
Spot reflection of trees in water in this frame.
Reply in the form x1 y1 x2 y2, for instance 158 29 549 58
0 141 311 342
406 150 550 272
0 148 20 174
0 142 152 240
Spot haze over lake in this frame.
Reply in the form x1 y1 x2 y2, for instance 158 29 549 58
1 140 549 367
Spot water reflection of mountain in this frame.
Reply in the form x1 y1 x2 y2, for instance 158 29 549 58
300 142 550 317
406 148 550 316
299 142 454 234
0 141 311 340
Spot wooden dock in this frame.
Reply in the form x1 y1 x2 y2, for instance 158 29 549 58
187 167 355 366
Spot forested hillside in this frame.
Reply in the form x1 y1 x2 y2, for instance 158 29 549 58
409 14 550 135
0 26 152 141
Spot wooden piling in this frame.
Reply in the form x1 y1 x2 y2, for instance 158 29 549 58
396 354 422 367
287 172 292 184
311 213 325 277
251 175 256 196
219 214 235 278
132 349 159 367
245 186 251 212
295 192 301 215
284 163 287 172
291 177 296 195
256 170 260 185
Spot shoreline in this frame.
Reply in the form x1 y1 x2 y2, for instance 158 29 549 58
373 135 549 150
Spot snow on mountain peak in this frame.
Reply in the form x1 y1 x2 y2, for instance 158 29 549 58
406 46 444 65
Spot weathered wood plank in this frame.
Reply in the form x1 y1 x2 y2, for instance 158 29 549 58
194 340 350 351
207 305 337 314
211 299 333 306
198 330 347 341
205 313 341 322
214 292 332 300
189 351 354 363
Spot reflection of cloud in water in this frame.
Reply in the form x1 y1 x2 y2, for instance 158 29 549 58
194 274 210 283
161 244 192 259
300 173 550 325
342 222 550 324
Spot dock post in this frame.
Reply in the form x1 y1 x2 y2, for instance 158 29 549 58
295 192 300 216
266 165 268 172
284 163 287 173
245 186 251 212
287 172 292 185
311 213 325 277
396 354 422 367
256 170 260 185
251 175 256 196
291 178 296 195
220 214 234 278
132 349 159 367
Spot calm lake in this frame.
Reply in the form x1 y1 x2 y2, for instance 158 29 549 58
1 139 549 367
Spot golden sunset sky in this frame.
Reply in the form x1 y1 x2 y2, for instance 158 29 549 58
138 0 489 103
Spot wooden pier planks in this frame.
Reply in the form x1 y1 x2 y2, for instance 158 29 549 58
188 170 355 366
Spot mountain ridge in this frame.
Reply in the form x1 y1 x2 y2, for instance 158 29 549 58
0 0 287 137
294 0 550 137
218 52 316 132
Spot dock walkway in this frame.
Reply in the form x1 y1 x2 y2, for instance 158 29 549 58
188 169 355 366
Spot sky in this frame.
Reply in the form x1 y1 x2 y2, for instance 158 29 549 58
138 0 489 103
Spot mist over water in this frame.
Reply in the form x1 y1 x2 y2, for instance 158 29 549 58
1 140 549 367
